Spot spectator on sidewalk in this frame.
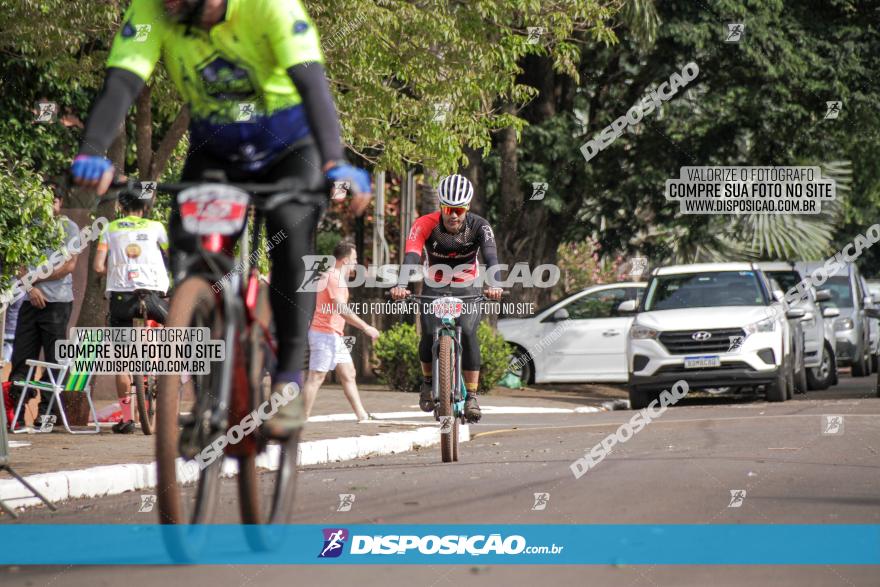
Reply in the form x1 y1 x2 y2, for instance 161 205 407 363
302 241 380 423
8 192 80 425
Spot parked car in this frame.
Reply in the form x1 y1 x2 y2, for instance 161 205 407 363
622 263 803 409
758 262 838 390
798 262 874 376
860 275 880 371
497 282 645 384
764 274 808 394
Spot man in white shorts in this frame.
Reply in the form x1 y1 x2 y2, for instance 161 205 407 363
302 241 379 422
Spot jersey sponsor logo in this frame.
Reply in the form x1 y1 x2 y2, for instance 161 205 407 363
125 244 143 259
118 221 136 228
481 225 495 242
293 20 310 35
197 56 256 101
136 233 150 241
121 20 136 39
407 225 422 242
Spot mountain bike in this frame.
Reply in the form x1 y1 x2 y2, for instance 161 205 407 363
111 174 325 553
401 292 489 463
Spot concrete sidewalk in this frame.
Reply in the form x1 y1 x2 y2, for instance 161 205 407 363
0 383 625 510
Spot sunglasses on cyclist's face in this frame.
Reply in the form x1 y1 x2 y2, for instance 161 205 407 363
441 205 469 217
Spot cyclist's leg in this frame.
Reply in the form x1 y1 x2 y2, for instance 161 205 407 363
259 140 325 432
108 292 138 428
459 286 483 422
418 283 439 411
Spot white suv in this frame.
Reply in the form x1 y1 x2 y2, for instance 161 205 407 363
621 263 803 409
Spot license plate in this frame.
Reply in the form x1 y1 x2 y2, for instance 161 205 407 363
684 355 721 369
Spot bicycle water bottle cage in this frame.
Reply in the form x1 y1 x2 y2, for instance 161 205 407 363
432 296 464 328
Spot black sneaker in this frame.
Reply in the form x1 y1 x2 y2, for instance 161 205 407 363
112 419 136 434
464 395 481 423
419 381 434 412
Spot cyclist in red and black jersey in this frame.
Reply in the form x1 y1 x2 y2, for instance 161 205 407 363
390 174 502 422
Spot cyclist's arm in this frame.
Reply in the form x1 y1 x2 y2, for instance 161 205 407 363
477 222 502 288
78 68 145 156
93 246 108 276
396 217 431 289
80 0 163 156
287 64 344 166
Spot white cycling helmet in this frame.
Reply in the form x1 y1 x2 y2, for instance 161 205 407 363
437 174 474 207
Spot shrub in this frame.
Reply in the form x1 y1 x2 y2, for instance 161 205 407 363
373 321 512 395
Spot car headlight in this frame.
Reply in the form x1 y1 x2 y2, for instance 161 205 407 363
745 317 776 334
835 318 854 331
630 324 659 339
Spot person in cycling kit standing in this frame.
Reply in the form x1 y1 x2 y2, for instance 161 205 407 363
94 188 169 434
390 175 503 423
70 0 372 438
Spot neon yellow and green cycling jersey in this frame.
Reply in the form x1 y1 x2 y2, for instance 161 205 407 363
98 215 170 294
107 0 324 169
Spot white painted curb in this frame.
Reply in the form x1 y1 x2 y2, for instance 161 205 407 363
0 424 470 511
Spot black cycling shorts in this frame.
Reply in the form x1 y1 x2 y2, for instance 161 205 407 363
108 290 169 328
418 283 482 371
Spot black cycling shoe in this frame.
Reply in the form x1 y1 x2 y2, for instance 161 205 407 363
419 381 434 412
464 396 481 423
112 419 136 434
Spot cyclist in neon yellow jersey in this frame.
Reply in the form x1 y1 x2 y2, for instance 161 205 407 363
71 0 372 437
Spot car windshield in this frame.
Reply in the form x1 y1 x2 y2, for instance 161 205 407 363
644 271 767 311
821 275 854 308
765 270 802 293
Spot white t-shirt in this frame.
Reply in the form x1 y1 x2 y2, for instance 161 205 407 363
98 215 169 294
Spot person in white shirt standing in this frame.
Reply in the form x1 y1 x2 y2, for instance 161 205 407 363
93 188 169 433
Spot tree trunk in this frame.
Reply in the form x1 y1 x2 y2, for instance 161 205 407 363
419 168 438 215
149 106 189 180
462 145 485 216
135 85 153 178
76 123 125 330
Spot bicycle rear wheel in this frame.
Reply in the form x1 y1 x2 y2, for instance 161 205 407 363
238 281 301 534
134 374 157 435
438 336 457 463
156 277 224 542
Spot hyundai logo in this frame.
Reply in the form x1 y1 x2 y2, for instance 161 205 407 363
692 331 712 341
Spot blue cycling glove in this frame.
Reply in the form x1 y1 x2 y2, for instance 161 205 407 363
71 155 113 183
325 163 371 195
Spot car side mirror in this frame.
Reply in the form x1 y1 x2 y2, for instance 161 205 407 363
773 289 785 303
823 307 840 318
815 289 832 302
863 295 873 306
786 307 806 319
550 308 569 322
617 299 638 313
866 308 880 319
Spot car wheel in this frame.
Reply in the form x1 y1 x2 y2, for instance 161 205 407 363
807 344 833 390
628 387 654 410
508 347 533 385
795 363 808 394
766 367 787 402
852 342 869 377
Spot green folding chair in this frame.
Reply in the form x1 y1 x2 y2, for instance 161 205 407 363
11 347 100 434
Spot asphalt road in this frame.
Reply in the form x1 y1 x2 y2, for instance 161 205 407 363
6 375 880 586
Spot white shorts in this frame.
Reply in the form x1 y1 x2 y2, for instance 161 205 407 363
308 330 353 372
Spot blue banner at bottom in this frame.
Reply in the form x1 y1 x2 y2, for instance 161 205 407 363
0 525 877 565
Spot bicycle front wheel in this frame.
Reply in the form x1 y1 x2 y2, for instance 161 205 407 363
437 336 458 463
156 277 224 531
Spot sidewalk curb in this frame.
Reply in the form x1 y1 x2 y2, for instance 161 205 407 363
0 424 470 511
